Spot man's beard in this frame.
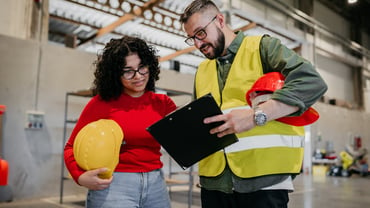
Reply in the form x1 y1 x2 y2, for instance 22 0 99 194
201 28 225 60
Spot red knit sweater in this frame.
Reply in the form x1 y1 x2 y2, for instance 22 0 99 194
64 91 176 183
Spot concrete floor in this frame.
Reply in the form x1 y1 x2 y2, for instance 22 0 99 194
0 174 369 208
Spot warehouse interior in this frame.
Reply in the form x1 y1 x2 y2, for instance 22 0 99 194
0 0 370 207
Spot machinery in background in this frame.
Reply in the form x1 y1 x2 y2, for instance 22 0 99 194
328 136 369 177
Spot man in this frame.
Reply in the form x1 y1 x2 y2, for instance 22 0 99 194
180 0 327 207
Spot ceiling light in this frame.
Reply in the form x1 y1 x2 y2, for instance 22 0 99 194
121 2 131 13
109 0 119 8
154 13 163 23
348 0 358 4
164 16 172 26
143 10 153 19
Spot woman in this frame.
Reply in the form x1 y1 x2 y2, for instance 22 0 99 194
64 36 176 208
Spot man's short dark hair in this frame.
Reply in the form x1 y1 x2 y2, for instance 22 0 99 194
180 0 219 24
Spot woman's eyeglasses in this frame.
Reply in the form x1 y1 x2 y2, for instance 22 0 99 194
121 65 149 80
184 16 217 46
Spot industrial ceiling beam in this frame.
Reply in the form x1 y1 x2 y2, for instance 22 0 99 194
50 0 303 66
159 21 258 62
78 0 164 45
95 0 164 37
159 46 196 62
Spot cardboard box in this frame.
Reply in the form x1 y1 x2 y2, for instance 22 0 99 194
312 165 329 176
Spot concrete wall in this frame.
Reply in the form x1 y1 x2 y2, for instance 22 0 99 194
0 0 33 39
0 35 94 199
313 102 370 153
0 34 194 200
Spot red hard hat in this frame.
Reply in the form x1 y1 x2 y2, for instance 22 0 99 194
246 72 285 106
246 72 319 126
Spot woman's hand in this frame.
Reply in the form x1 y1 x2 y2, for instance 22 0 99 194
78 168 113 190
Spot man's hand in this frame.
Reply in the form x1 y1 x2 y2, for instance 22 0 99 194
78 168 113 190
204 108 255 138
204 99 299 137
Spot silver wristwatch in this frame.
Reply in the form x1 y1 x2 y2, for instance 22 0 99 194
254 106 267 126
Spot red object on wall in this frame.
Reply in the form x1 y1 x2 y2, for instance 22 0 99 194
0 159 8 186
0 105 5 115
354 136 362 149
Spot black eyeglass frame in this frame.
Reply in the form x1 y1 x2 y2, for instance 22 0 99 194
121 65 149 80
184 15 217 46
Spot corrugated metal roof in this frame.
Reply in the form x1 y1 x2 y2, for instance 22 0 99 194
48 0 302 74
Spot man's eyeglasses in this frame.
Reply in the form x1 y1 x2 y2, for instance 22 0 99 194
121 65 149 80
184 16 217 46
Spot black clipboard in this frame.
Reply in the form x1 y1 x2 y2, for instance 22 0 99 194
146 93 238 169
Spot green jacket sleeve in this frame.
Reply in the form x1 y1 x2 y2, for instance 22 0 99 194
260 35 328 115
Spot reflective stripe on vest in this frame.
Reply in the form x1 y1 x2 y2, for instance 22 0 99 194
198 106 305 177
223 106 304 152
225 134 304 153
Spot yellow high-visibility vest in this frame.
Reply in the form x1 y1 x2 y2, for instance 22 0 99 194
195 36 304 178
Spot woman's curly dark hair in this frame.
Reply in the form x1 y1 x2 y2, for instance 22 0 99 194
91 35 160 101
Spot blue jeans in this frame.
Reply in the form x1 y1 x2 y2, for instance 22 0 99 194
86 169 171 208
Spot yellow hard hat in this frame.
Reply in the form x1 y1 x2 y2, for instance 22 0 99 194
73 119 124 179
